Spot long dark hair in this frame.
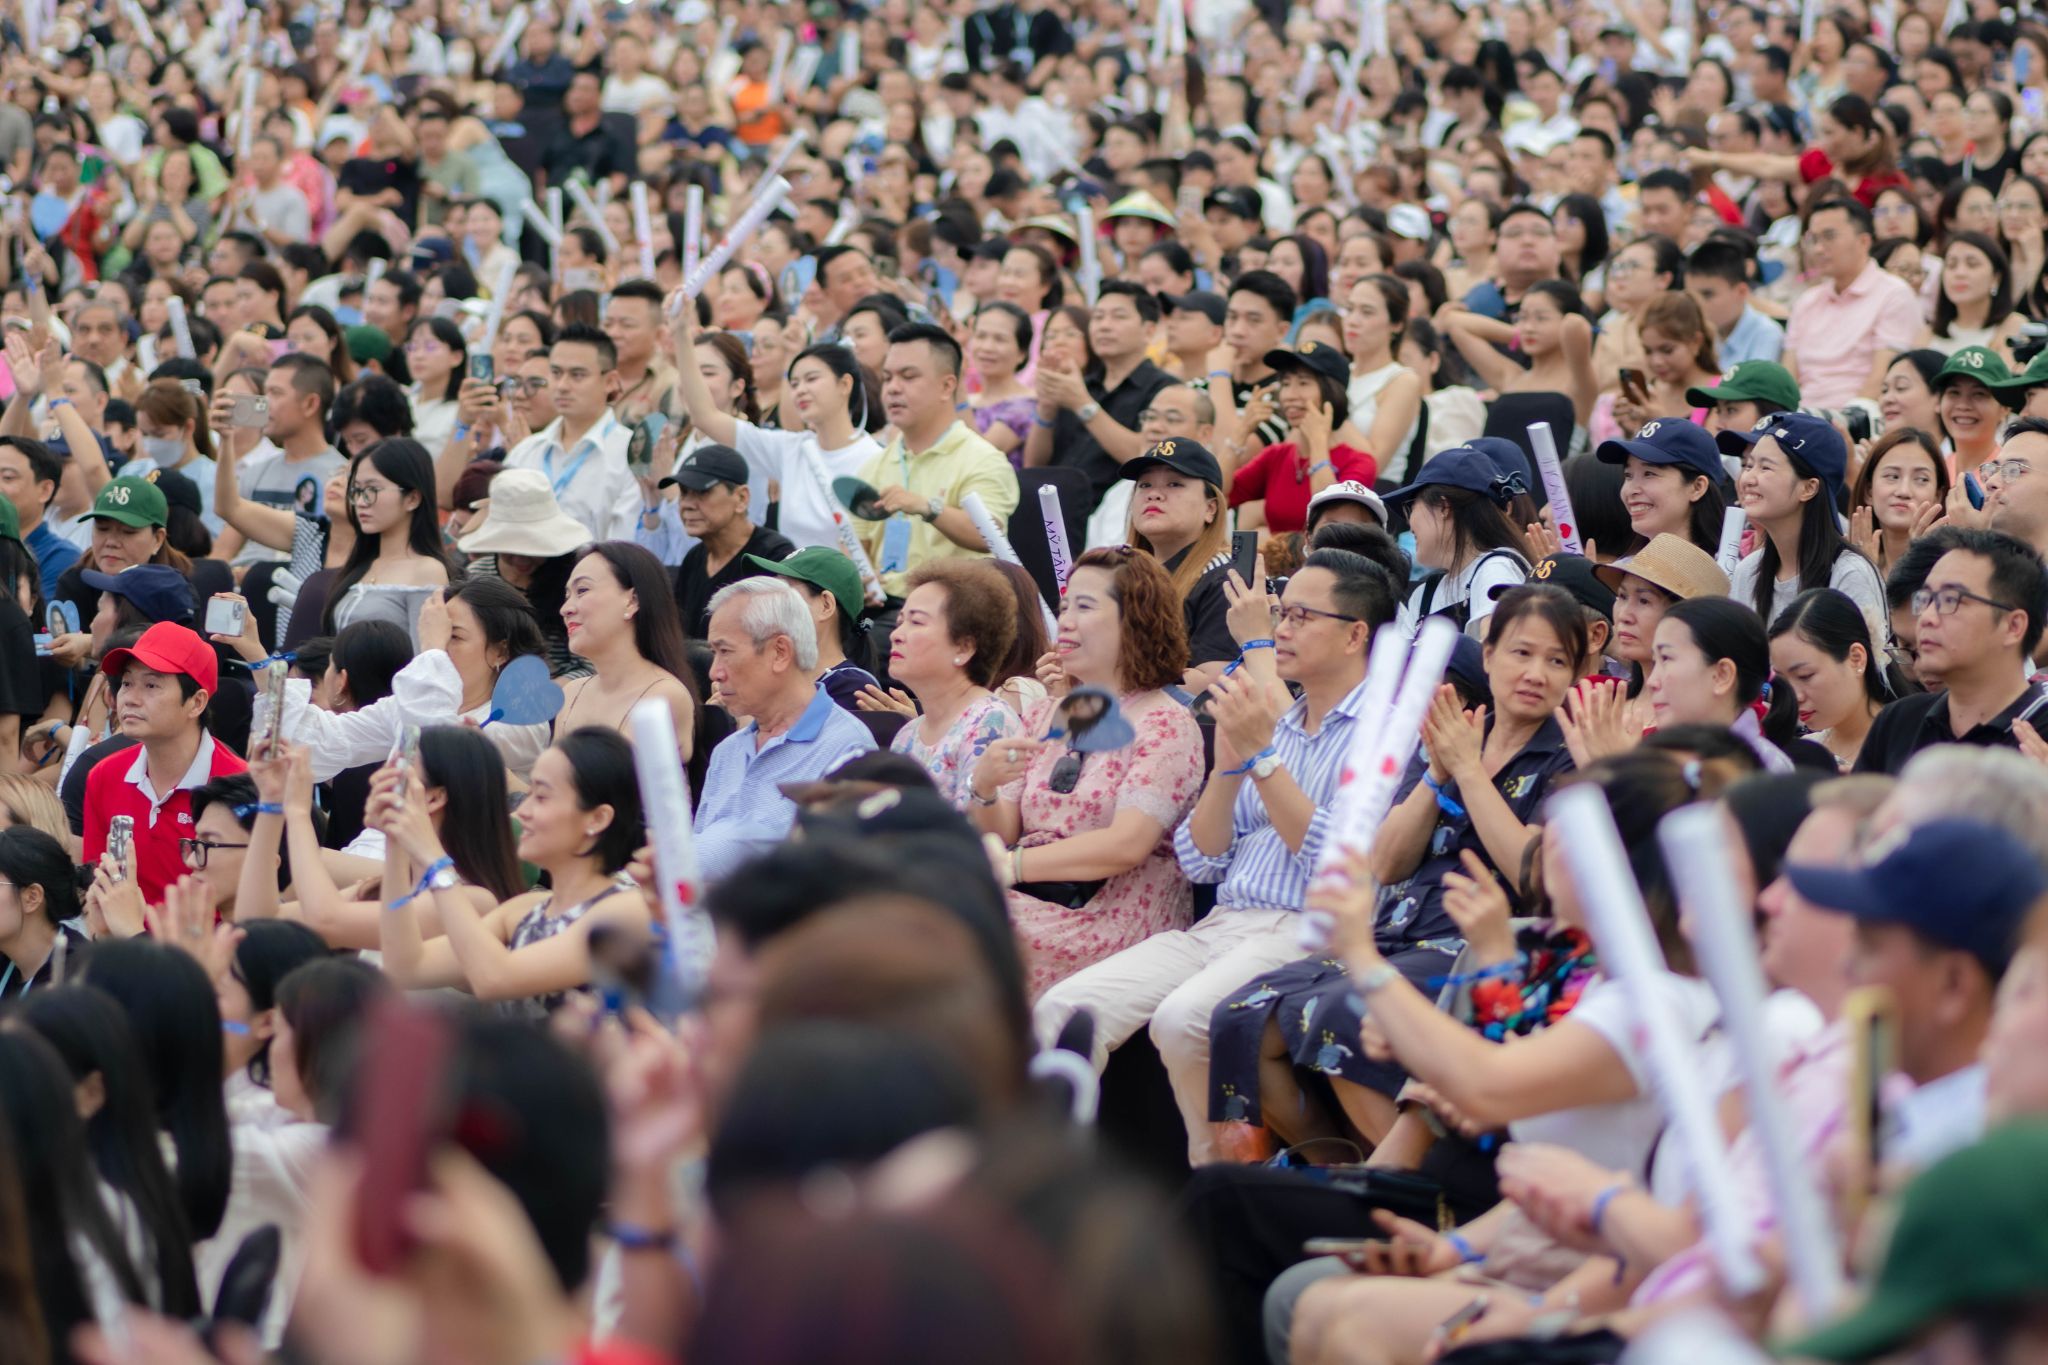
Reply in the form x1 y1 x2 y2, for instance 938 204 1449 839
322 438 458 634
227 920 329 1085
555 727 647 875
275 958 393 1123
0 825 77 932
0 1029 148 1344
1770 587 1891 710
443 574 550 667
0 1103 43 1364
1663 595 1801 747
1556 192 1612 277
405 315 468 403
1931 230 2015 340
330 618 412 706
79 939 232 1239
17 984 201 1318
420 725 524 900
579 542 698 697
1415 484 1534 570
698 331 763 425
1747 436 1868 629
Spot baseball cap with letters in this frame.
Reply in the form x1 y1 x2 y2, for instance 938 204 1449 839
90 474 168 529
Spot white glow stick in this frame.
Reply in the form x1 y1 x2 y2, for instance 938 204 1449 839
965 491 1059 637
678 176 790 300
1301 617 1456 948
1528 421 1581 555
1149 0 1170 69
682 183 703 279
166 296 196 360
1659 806 1847 1320
1292 43 1323 105
839 22 858 80
794 444 888 606
21 0 38 56
766 28 791 104
630 181 656 281
518 196 563 246
478 257 519 357
1038 483 1074 590
1800 0 1816 45
628 699 714 1007
754 129 810 188
484 4 528 74
547 186 564 279
565 178 620 256
1309 623 1405 876
364 257 386 296
1367 0 1388 56
1548 784 1766 1298
124 0 158 52
785 44 823 101
1076 205 1102 304
237 64 259 160
1716 506 1748 577
714 13 735 57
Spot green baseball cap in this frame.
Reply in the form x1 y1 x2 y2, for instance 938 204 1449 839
1783 1122 2048 1361
1687 360 1801 412
1932 345 2016 403
0 496 21 542
90 475 168 529
747 546 862 623
1989 349 2048 401
346 324 394 366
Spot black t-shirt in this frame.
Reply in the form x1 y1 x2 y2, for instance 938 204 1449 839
540 119 634 193
1050 359 1174 508
1165 545 1237 667
674 526 796 639
0 596 43 718
0 921 88 997
339 156 423 228
1853 681 2048 775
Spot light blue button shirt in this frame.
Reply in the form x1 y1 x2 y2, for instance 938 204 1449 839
693 683 875 880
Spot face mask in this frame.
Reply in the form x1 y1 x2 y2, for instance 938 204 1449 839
141 435 183 467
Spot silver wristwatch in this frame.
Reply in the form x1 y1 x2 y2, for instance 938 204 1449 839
922 495 944 522
1076 400 1102 423
427 863 463 892
1250 752 1283 782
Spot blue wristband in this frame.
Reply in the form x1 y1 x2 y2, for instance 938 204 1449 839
606 1221 679 1252
1590 1183 1629 1237
1423 771 1467 820
1221 743 1276 777
1221 638 1275 676
1444 1231 1484 1264
392 856 455 911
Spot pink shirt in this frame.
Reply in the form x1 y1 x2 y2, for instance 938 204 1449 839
1785 261 1923 410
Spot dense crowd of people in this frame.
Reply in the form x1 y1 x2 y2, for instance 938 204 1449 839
0 0 2044 1360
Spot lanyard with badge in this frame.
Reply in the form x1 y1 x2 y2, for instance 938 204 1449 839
879 443 914 575
543 429 600 499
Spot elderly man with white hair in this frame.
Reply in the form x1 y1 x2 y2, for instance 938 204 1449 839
692 576 875 879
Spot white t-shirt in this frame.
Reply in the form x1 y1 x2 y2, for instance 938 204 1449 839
731 420 884 553
503 411 641 544
1398 547 1530 641
1728 546 1887 650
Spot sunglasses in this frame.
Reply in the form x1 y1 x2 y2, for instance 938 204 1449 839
1047 747 1085 795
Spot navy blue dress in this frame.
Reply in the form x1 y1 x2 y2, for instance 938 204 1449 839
1207 717 1574 1123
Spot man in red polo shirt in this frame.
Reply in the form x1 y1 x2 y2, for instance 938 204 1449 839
82 621 247 905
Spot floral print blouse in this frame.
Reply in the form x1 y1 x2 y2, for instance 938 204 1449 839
892 692 1024 809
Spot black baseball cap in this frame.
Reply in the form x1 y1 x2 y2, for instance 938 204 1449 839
1119 437 1224 487
1494 553 1616 620
1166 290 1226 325
1204 186 1262 221
1263 339 1351 389
661 443 750 491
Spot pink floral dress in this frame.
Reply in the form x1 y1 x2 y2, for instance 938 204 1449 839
1001 691 1205 998
892 692 1024 809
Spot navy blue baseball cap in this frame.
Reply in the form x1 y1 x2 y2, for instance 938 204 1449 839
1714 411 1848 509
1596 416 1727 486
1467 436 1534 489
1786 818 2044 978
1382 445 1529 508
81 564 196 626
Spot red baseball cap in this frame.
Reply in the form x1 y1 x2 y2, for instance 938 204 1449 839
101 621 218 696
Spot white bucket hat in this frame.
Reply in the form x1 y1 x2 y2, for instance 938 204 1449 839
456 468 594 559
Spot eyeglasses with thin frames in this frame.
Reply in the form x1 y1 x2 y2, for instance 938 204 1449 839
1978 458 2034 484
1270 603 1362 627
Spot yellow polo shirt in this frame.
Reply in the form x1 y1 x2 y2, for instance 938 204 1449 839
855 420 1021 600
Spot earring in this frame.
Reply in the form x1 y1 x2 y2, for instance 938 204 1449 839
954 656 966 666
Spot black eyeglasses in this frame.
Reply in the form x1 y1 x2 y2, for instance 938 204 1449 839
179 838 249 868
1048 747 1085 794
1270 603 1361 627
1912 585 2019 617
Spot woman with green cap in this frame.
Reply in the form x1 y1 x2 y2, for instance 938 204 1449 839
748 546 879 711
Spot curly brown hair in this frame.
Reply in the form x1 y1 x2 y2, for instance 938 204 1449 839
1069 546 1188 693
904 559 1019 690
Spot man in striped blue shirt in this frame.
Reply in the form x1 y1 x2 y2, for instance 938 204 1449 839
1033 547 1398 1164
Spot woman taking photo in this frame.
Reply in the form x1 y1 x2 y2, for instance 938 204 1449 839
1341 274 1424 486
1229 344 1376 534
318 438 454 643
967 548 1204 998
1648 595 1803 769
1122 440 1238 672
966 302 1038 466
402 315 468 452
1847 426 1950 573
672 321 884 555
1920 231 2026 361
1770 587 1889 770
1724 414 1887 650
554 542 704 773
375 727 650 1017
1607 292 1720 440
1385 446 1534 639
1208 583 1588 1148
1595 409 1729 553
880 559 1023 808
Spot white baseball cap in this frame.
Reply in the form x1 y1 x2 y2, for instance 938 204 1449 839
1306 481 1388 527
1386 204 1433 241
